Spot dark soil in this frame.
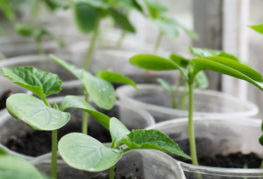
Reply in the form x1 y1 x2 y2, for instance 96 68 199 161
172 138 262 168
0 89 12 110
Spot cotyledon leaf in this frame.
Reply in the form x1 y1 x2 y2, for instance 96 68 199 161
58 133 123 172
109 117 130 146
6 93 70 131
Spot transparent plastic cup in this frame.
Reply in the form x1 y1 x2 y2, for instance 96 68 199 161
0 97 154 160
148 117 263 178
32 150 186 179
116 84 258 122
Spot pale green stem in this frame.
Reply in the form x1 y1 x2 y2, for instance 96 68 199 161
180 83 188 110
109 165 115 179
84 23 99 70
37 41 44 55
116 30 126 48
51 130 58 179
172 75 182 109
188 82 198 166
82 92 89 134
154 32 163 52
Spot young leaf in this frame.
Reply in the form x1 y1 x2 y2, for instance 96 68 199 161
74 2 99 34
143 0 167 19
6 94 70 131
0 0 15 21
58 133 123 172
109 9 135 33
98 71 137 89
50 55 116 110
130 54 179 71
156 17 179 38
189 46 220 58
60 95 110 129
0 154 45 179
73 0 109 9
124 129 190 159
2 66 62 98
250 24 263 35
169 53 190 68
109 117 130 147
192 57 263 90
157 78 173 91
195 71 209 89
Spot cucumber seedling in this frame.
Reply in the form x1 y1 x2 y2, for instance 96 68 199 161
130 47 263 166
58 117 190 179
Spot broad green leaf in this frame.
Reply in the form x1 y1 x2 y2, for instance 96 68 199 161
156 17 179 38
109 117 130 147
60 95 110 129
108 0 141 11
130 54 179 71
218 52 240 62
2 66 62 98
58 133 123 172
15 24 33 36
189 46 220 58
157 78 173 91
192 58 263 90
74 3 99 34
124 129 190 159
0 154 45 179
169 53 189 69
109 9 135 33
0 0 15 21
73 0 109 9
195 71 209 89
50 55 116 110
250 24 263 35
98 71 137 88
6 94 70 131
0 147 6 155
43 0 61 10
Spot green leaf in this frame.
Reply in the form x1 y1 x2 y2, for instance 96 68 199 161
0 154 45 179
192 57 263 90
157 78 173 91
218 52 240 62
109 9 135 33
74 2 99 34
144 0 167 19
2 66 62 98
250 24 263 35
15 24 33 36
60 95 110 129
43 0 61 10
58 133 123 172
130 54 180 71
259 135 263 146
109 117 130 147
177 22 198 40
124 129 190 159
195 71 209 89
73 0 109 9
169 53 190 68
50 55 116 110
6 94 70 131
98 71 137 88
0 0 15 21
156 17 179 38
189 46 220 58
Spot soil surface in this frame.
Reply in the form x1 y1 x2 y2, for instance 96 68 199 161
172 138 262 168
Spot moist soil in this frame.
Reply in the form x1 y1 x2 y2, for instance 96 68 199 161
172 138 262 168
4 110 115 157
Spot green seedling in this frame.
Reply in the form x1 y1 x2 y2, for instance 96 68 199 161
50 55 136 134
157 47 241 110
0 147 47 179
251 24 263 168
58 117 190 179
139 0 198 51
0 0 65 55
2 66 71 179
130 47 263 166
